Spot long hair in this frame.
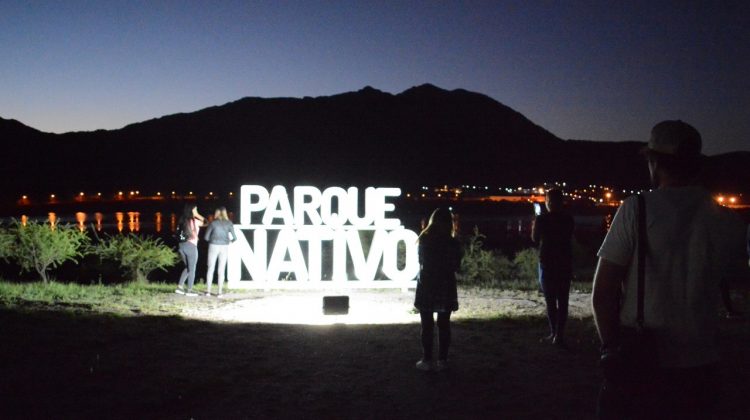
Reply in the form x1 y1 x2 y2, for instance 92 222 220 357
418 208 454 242
180 204 196 235
216 206 229 221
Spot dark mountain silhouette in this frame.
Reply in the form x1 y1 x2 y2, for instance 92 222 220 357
1 84 747 200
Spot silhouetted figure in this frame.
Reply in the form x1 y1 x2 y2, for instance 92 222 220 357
414 208 461 372
175 204 205 297
592 120 746 419
531 189 574 347
204 207 237 297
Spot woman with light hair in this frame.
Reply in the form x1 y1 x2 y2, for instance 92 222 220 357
414 207 461 371
204 206 237 297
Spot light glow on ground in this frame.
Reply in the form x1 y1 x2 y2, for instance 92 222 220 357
185 291 419 325
180 289 592 326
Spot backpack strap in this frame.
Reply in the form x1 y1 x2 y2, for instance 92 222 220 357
636 194 647 330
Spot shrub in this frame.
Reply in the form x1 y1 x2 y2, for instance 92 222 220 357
513 247 539 282
0 226 14 261
9 220 90 283
460 226 501 286
95 234 178 283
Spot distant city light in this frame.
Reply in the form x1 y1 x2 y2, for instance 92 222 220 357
79 192 84 196
50 194 55 199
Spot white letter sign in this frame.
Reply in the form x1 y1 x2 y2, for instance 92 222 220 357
227 186 419 289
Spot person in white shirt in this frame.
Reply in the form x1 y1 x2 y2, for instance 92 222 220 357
592 120 746 419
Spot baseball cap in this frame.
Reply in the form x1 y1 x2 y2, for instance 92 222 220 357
643 120 702 157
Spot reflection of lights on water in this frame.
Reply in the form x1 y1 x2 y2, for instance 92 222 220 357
170 213 177 232
127 212 140 232
75 212 86 232
186 293 417 325
155 212 162 233
48 212 57 229
21 215 28 226
95 212 103 231
115 212 124 233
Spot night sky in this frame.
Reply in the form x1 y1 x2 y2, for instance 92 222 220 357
1 1 748 155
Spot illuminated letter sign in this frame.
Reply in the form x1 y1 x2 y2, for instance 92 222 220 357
227 186 419 289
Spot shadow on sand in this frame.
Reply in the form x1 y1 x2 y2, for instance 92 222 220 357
0 307 747 419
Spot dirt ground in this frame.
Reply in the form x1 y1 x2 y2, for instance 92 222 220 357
0 290 748 419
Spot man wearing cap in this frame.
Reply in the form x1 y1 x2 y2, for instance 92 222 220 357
592 120 746 419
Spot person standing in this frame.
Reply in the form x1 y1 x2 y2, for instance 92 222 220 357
175 204 205 296
592 120 746 419
531 188 575 347
204 207 236 297
414 208 461 372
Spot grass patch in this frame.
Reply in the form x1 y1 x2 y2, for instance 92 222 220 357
0 281 186 315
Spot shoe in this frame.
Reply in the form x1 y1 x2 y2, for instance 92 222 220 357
175 288 186 295
435 360 448 372
415 359 432 371
204 292 212 297
216 293 223 298
540 334 555 343
185 291 199 297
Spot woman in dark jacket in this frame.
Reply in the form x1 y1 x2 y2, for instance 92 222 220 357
414 207 461 371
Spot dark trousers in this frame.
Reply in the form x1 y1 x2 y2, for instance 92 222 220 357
420 311 451 361
538 263 571 338
597 363 719 420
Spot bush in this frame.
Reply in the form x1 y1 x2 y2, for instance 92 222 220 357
0 226 14 261
460 226 502 286
9 220 90 283
513 248 539 283
459 227 542 289
95 234 178 283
